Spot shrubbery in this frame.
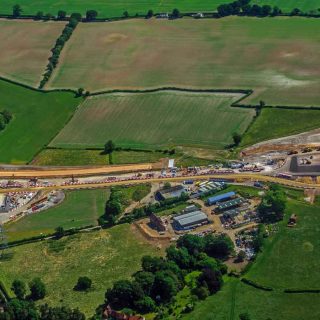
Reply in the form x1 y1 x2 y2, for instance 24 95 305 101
0 109 13 131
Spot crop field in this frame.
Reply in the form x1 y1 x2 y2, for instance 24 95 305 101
0 79 80 164
0 224 159 316
182 198 320 320
0 19 65 86
50 91 255 149
48 17 320 106
0 0 319 17
241 108 320 147
5 189 110 241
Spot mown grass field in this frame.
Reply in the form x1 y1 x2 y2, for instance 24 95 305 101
0 80 80 164
181 195 320 320
241 108 320 146
31 148 167 166
49 17 320 106
50 91 254 149
5 189 110 241
31 147 217 167
31 149 110 166
0 19 65 86
182 278 320 320
0 224 159 316
0 0 319 17
246 200 320 289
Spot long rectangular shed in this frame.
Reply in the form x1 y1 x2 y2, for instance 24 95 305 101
207 191 236 206
173 210 208 230
217 198 243 211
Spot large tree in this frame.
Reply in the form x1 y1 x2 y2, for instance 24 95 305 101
258 185 286 222
11 280 26 300
104 140 115 154
29 278 46 301
12 4 22 17
86 10 98 21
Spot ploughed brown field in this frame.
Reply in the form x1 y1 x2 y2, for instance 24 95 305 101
0 19 66 86
48 17 320 106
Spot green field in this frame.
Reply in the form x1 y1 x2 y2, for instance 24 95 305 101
246 200 320 289
0 224 159 316
241 108 320 147
31 147 218 167
5 185 151 241
5 189 110 241
0 79 80 164
50 91 255 149
31 148 167 166
31 149 110 166
182 278 320 320
182 196 320 320
49 17 320 106
0 0 319 17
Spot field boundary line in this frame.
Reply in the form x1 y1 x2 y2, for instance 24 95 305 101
1 75 319 110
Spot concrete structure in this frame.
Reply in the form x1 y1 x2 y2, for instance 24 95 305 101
207 191 236 206
156 185 186 200
173 210 208 230
289 155 320 176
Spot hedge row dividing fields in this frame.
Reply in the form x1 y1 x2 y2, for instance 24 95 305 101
0 0 320 17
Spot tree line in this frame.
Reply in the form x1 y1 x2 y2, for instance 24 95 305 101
11 3 319 21
91 233 233 318
39 14 81 88
217 0 318 17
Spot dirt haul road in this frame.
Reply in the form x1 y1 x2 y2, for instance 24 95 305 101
0 163 156 178
0 173 319 194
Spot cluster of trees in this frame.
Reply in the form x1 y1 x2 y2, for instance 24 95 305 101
99 186 129 226
119 192 189 224
0 110 12 131
0 299 85 320
11 278 46 301
258 184 287 222
0 277 89 319
217 0 282 17
39 14 80 88
103 234 233 316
